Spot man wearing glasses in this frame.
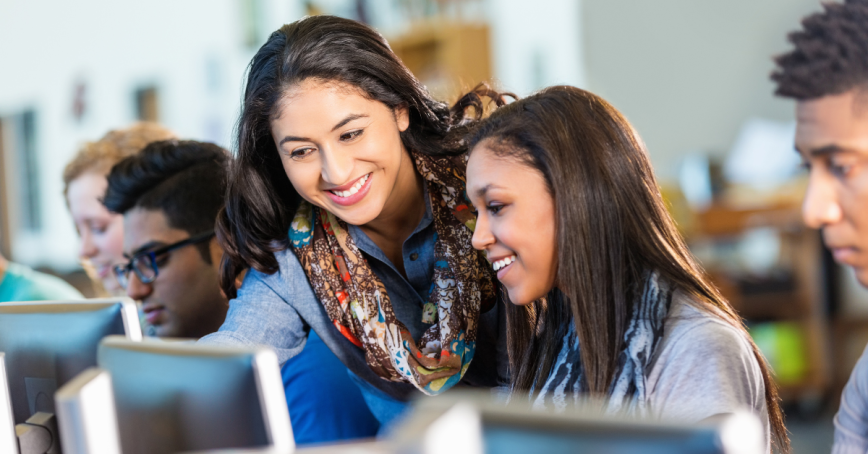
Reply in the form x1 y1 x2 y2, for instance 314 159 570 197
103 139 229 339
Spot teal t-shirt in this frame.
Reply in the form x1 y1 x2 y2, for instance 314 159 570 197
0 262 83 302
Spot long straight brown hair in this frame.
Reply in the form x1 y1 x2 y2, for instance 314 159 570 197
467 86 789 452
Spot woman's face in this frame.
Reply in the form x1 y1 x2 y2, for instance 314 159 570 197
270 79 411 226
467 143 558 305
66 171 126 294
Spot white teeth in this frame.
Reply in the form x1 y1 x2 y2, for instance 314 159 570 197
331 173 370 198
492 255 516 271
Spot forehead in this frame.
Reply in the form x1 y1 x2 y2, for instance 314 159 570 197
122 208 187 251
795 91 868 152
467 143 539 192
271 80 382 133
67 172 108 206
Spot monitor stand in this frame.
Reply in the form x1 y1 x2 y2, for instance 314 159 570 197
16 412 59 454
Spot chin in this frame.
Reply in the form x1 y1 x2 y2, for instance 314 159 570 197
506 280 556 306
153 324 176 338
328 198 384 226
506 286 536 306
333 209 378 226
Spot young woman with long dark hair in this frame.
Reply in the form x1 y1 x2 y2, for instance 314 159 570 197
200 15 508 430
465 86 789 453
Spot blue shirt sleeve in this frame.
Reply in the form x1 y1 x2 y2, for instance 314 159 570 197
282 329 380 445
199 268 308 364
834 343 868 454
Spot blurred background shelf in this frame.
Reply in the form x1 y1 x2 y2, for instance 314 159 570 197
687 202 832 406
389 20 493 101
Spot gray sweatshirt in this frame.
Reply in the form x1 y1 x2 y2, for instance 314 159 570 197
834 344 868 453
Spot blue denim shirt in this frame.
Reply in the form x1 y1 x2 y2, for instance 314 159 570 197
200 187 509 422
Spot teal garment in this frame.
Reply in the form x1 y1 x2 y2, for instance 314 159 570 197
0 262 83 302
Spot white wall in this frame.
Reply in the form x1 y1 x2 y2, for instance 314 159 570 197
0 0 586 271
487 0 586 95
0 0 303 270
582 0 823 180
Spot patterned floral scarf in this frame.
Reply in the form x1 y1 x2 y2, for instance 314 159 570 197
288 152 496 395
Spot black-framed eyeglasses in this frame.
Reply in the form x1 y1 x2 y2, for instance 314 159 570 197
113 230 215 290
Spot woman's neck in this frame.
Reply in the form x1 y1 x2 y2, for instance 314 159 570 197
360 150 425 272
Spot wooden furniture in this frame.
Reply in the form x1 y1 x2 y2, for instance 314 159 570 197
389 20 492 101
689 203 831 402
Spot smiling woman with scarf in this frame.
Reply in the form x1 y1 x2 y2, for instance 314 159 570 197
200 15 509 433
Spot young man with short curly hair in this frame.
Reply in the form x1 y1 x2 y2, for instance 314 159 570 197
772 1 868 452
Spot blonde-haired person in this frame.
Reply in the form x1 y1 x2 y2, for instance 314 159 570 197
63 122 176 297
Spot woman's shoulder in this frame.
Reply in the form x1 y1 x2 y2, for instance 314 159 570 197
651 290 764 392
239 248 312 298
246 248 304 282
662 291 752 352
648 291 769 446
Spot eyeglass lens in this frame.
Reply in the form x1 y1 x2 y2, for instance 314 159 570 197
114 253 159 290
133 253 158 283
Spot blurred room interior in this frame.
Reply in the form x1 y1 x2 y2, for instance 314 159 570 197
0 0 863 451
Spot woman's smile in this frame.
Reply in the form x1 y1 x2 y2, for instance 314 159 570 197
325 172 373 206
491 254 517 280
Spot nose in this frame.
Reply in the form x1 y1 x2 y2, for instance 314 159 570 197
802 171 843 229
79 230 97 258
320 146 354 186
125 272 153 301
471 212 495 251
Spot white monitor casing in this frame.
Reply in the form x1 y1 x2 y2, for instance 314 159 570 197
0 298 141 454
93 336 294 454
0 353 19 454
55 368 121 454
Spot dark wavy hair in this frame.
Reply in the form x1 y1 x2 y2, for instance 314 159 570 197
218 15 505 297
103 140 229 263
772 0 868 99
467 86 790 453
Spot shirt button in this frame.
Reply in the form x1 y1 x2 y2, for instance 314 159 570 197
410 253 419 261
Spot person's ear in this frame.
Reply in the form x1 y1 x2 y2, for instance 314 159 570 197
394 104 410 132
234 269 247 290
209 238 223 272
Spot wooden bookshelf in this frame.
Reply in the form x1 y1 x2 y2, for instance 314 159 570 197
690 203 831 402
389 20 492 101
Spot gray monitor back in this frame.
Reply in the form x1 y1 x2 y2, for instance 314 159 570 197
0 299 141 425
97 336 292 454
394 391 764 454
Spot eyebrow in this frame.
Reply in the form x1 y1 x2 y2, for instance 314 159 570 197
125 241 167 259
277 113 369 146
331 113 368 132
795 144 857 157
473 183 505 198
